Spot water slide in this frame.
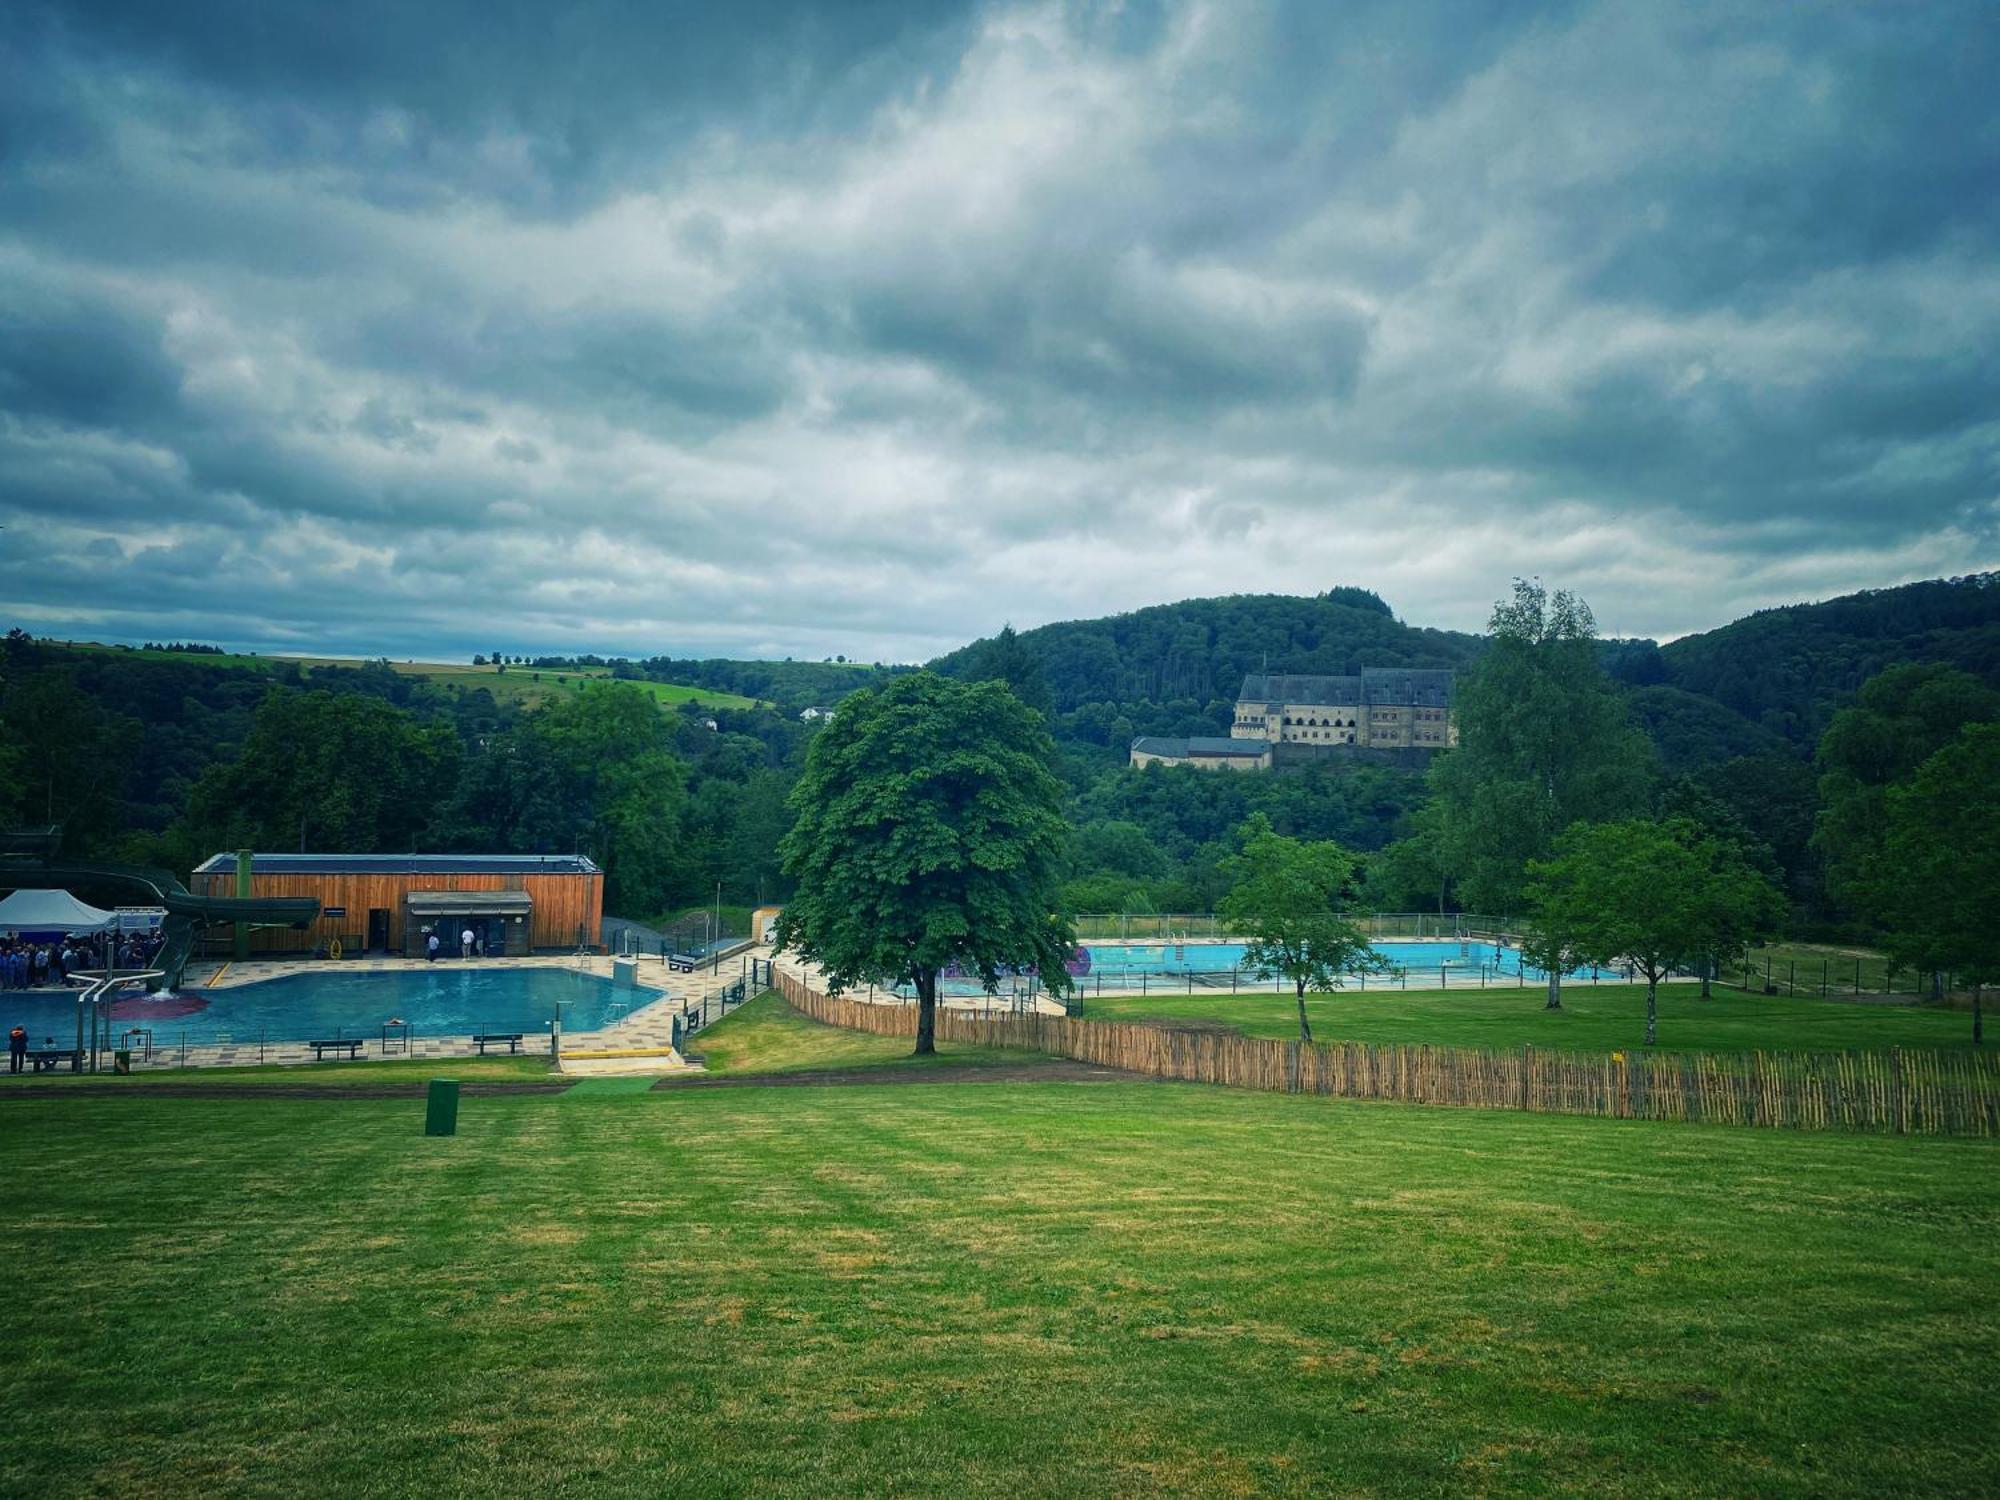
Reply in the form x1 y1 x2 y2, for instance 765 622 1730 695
0 836 319 990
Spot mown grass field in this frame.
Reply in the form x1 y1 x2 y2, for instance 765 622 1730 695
2 1071 1995 1497
1076 980 1979 1055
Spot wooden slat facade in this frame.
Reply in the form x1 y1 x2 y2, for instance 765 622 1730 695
191 869 603 955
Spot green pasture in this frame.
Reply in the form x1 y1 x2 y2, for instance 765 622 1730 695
1075 980 1980 1055
3 1069 1995 1497
52 641 763 711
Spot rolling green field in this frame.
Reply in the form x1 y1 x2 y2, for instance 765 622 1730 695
2 1073 1995 1497
56 641 764 710
1076 981 1980 1055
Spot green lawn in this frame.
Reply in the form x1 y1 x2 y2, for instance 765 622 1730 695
692 990 1040 1075
1 1079 1994 1496
1076 981 1980 1054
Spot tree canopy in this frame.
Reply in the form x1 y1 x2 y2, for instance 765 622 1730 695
1429 581 1655 914
1217 814 1383 1043
776 672 1075 1053
1813 664 2000 928
1880 722 2000 1043
1525 818 1781 1046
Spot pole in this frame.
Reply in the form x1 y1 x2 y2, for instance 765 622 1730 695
233 848 253 963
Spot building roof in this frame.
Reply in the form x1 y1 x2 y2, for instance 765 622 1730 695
1238 668 1453 709
193 853 602 876
1132 736 1271 758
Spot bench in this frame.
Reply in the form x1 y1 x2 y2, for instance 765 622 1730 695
307 1038 366 1061
29 1048 82 1074
473 1033 524 1055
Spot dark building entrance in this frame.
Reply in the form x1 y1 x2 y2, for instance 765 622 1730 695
367 908 391 952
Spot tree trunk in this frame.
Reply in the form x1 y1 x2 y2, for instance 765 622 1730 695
1700 957 1712 1000
914 968 938 1056
1975 985 1984 1049
1294 979 1313 1045
1545 966 1561 1011
1644 977 1658 1048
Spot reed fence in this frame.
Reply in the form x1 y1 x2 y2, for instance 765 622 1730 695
775 969 2000 1138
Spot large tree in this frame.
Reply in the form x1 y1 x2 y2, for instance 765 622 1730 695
1218 815 1385 1044
776 672 1075 1055
1429 581 1655 915
1879 723 2000 1044
1525 818 1781 1047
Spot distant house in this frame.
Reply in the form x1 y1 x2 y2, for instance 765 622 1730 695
1129 735 1273 771
1232 669 1455 751
798 706 832 722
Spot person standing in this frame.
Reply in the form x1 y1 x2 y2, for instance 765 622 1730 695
426 930 440 963
460 927 474 960
8 1024 25 1073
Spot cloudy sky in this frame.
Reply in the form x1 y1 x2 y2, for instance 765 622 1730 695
2 0 1995 663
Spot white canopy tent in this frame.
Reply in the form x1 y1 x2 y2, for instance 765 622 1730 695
0 887 115 935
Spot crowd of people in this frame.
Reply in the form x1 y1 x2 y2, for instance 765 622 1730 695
0 928 168 989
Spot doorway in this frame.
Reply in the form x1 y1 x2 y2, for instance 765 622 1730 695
367 908 391 953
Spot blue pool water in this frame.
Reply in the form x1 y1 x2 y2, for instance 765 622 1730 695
2 968 664 1049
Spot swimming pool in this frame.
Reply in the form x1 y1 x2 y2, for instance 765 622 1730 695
2 968 665 1049
914 939 1627 996
1074 940 1621 981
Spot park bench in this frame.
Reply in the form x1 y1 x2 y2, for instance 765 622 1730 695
473 1033 524 1055
307 1038 366 1061
29 1048 83 1073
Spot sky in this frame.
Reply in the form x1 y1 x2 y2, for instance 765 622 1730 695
2 0 1996 664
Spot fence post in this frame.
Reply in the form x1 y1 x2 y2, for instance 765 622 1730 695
1521 1043 1531 1110
1891 1046 1906 1135
1821 961 1828 998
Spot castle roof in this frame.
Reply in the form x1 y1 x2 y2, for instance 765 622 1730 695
1237 668 1453 708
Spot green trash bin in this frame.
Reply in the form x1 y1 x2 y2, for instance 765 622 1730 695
424 1079 460 1137
113 1049 131 1076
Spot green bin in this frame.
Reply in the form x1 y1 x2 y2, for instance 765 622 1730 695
424 1079 460 1137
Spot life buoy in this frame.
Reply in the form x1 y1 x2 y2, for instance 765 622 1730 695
329 938 343 961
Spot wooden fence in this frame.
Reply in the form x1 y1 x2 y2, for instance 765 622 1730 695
775 969 2000 1138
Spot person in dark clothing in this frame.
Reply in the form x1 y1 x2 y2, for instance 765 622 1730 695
8 1025 26 1073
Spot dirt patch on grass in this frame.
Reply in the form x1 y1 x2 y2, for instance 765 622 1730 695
1121 1016 1247 1037
651 1059 1142 1090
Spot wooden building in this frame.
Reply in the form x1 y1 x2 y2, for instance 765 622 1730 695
191 853 604 956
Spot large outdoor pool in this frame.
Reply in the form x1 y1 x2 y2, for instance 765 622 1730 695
1073 939 1622 981
2 967 665 1049
917 939 1627 996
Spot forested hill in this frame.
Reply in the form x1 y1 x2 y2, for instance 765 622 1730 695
1612 573 2000 747
930 588 1481 714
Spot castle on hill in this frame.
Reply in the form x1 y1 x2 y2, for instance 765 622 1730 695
1130 669 1456 771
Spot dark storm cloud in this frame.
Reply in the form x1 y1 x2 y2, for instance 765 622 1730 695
0 0 1995 660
